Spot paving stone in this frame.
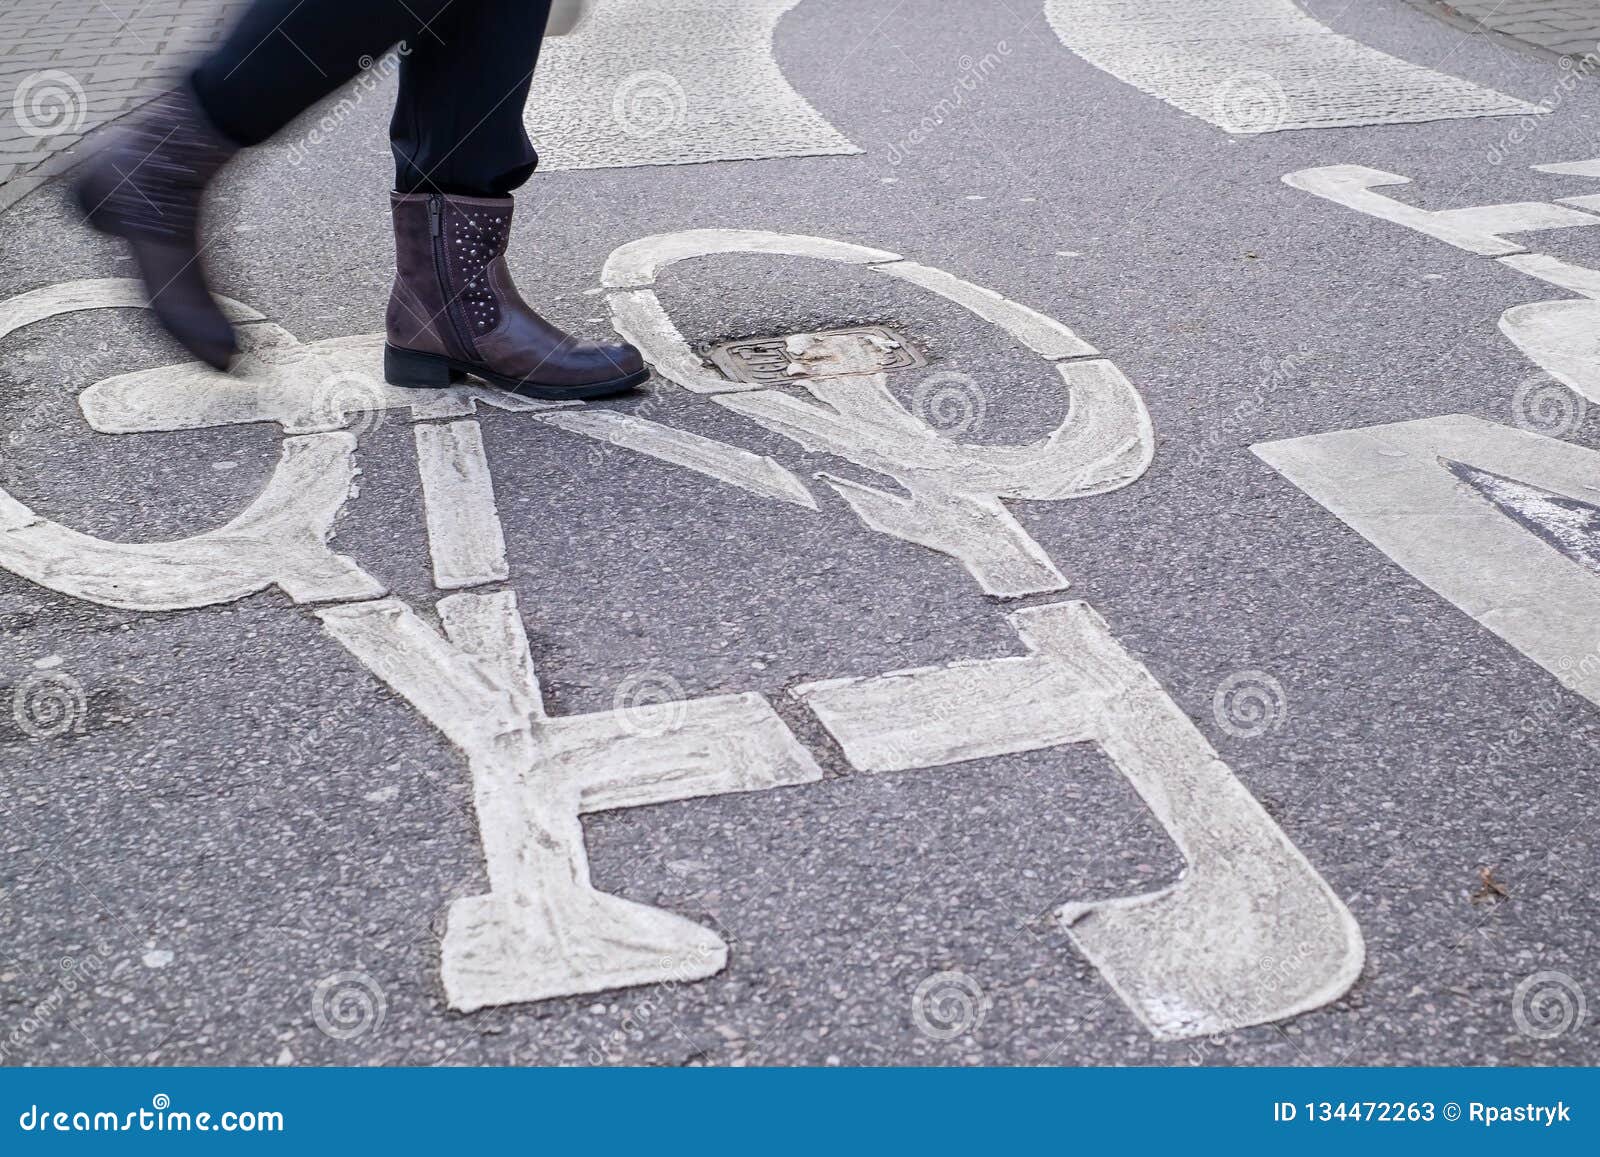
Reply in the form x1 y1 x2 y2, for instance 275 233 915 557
1427 0 1600 56
0 0 248 205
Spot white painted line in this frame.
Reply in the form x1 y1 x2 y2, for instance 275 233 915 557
79 332 575 435
794 600 1364 1040
438 588 546 721
0 278 263 333
873 261 1099 360
1283 165 1600 257
1533 159 1600 177
525 0 860 170
316 597 527 756
0 434 381 611
538 408 818 508
413 420 510 590
1255 414 1600 708
1046 0 1540 133
601 229 901 289
818 477 1069 597
1498 253 1600 300
718 359 1151 596
316 593 823 1010
606 290 745 394
604 230 1153 597
1500 298 1600 404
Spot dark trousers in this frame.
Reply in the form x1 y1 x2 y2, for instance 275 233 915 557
192 0 554 196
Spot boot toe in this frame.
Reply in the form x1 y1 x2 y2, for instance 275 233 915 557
602 339 646 380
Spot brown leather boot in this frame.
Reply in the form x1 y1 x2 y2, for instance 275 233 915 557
74 83 240 371
384 192 648 399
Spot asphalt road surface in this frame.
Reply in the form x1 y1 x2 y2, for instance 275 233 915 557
2 0 1600 1066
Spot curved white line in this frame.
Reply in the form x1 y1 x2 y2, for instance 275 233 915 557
1045 0 1541 133
526 0 861 170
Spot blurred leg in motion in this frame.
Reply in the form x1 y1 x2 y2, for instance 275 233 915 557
194 0 547 196
75 0 642 399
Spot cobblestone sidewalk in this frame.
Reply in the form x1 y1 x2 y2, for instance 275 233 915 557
1426 0 1600 58
0 0 246 211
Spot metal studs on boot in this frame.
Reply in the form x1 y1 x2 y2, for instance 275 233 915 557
383 192 648 400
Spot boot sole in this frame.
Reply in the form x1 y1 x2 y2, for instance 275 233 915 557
384 344 648 400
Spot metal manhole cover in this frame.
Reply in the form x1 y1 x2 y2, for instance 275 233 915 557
706 325 926 385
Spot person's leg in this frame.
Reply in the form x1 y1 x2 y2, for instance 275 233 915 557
381 0 646 398
77 0 641 397
389 0 554 196
76 0 466 370
191 0 462 149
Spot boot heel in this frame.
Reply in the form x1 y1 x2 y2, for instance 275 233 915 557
384 345 465 388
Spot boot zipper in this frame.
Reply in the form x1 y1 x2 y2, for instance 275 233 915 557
428 194 474 360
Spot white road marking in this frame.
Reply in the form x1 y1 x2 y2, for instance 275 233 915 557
1451 463 1600 574
1045 0 1540 133
872 261 1098 361
414 420 511 590
441 592 547 720
0 278 263 333
0 270 1361 1036
602 228 901 292
0 433 381 611
315 593 823 1010
1498 253 1600 300
525 0 860 171
1534 159 1600 177
603 230 1153 596
795 600 1365 1040
79 331 572 435
1285 163 1600 407
439 588 546 720
1283 165 1600 257
721 360 1150 596
1500 298 1600 404
538 408 818 508
1255 415 1600 708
